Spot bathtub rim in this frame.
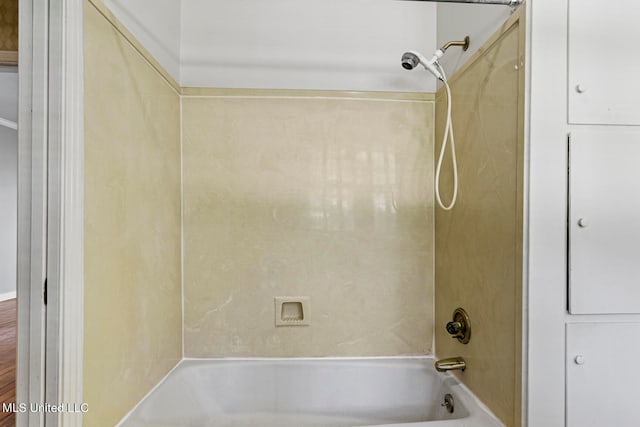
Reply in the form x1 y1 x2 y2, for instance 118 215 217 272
115 356 504 427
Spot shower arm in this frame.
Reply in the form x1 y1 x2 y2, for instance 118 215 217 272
399 0 522 6
441 36 470 53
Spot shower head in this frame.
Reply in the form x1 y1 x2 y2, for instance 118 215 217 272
401 52 420 70
401 50 445 81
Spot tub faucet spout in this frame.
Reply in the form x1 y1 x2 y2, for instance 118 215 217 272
435 357 466 372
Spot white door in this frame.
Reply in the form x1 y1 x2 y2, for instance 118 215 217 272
567 322 640 427
569 129 640 314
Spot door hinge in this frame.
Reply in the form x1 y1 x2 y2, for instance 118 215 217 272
44 278 47 305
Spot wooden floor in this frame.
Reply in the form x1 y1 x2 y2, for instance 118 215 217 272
0 299 16 427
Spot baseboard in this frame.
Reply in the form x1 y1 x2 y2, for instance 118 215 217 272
0 291 17 302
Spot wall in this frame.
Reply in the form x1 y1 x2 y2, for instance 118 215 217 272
101 0 181 82
83 2 182 425
0 67 17 298
97 0 440 92
436 3 514 78
434 10 524 427
527 0 640 425
0 0 18 51
180 0 438 92
182 92 435 357
525 0 569 423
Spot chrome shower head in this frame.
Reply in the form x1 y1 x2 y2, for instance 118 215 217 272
400 50 444 81
401 52 420 70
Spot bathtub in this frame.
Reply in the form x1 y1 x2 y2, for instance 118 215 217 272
118 357 503 427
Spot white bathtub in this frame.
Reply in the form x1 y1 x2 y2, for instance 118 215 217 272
119 357 503 427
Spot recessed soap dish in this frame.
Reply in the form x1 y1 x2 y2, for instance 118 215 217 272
275 297 310 326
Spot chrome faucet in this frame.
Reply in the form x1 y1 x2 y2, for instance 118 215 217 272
435 357 466 372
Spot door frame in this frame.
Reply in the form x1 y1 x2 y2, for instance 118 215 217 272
17 0 84 425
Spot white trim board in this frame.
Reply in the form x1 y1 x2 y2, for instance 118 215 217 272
525 0 568 425
45 0 85 425
0 117 17 130
17 0 49 424
0 291 16 302
17 0 85 426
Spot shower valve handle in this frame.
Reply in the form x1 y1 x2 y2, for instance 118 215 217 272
445 308 471 344
446 321 463 336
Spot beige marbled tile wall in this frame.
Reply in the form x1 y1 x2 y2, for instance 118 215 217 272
83 2 182 426
183 96 435 357
0 0 18 52
434 12 525 427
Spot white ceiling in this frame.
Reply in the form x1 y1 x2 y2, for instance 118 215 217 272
103 0 511 92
